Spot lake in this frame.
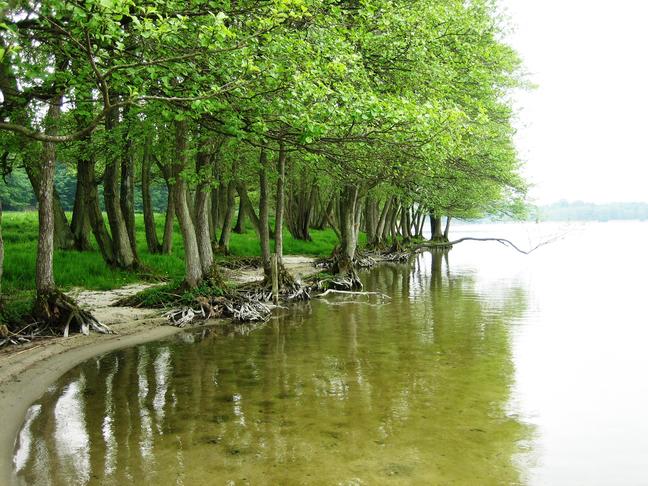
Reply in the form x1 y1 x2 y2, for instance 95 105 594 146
12 222 648 485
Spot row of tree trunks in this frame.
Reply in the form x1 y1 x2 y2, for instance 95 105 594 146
311 190 335 230
154 155 176 255
286 170 316 241
104 104 137 269
141 133 162 254
77 151 116 266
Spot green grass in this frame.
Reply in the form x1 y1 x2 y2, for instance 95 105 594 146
1 211 346 298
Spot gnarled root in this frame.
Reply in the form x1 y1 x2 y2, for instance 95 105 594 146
33 290 113 336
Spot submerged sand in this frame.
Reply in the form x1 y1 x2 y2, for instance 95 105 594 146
0 256 318 485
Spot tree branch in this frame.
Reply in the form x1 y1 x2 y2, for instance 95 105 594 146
417 234 565 255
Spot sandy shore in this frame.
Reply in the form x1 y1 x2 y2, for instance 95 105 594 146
0 256 319 484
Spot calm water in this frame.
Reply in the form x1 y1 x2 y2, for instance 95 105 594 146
13 222 648 485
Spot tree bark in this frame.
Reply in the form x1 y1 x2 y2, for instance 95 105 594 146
104 105 136 269
24 164 76 251
237 182 260 234
286 171 315 241
161 185 175 254
274 141 286 262
333 184 361 288
364 196 376 245
233 196 246 234
154 156 175 255
77 152 116 266
194 137 214 275
69 170 92 251
119 106 138 260
141 133 162 253
374 196 393 246
258 149 272 281
444 216 452 240
0 199 4 297
218 177 236 254
36 98 61 296
430 212 444 241
173 120 202 288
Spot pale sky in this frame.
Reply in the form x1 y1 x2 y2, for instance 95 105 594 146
500 0 648 204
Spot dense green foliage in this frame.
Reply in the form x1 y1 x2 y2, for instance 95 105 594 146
0 0 527 311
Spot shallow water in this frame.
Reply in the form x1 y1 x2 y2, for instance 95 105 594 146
13 222 648 485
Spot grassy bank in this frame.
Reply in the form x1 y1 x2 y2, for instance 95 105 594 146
1 211 356 324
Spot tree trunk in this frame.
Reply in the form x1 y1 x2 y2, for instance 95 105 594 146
104 106 136 269
400 204 409 240
233 196 246 234
173 120 202 288
161 186 175 254
36 98 60 296
24 164 76 251
218 177 236 254
386 203 400 242
274 141 286 262
119 107 138 260
195 139 214 275
286 171 315 241
414 208 424 238
374 196 393 247
209 187 218 238
364 196 376 245
141 133 162 253
444 216 452 240
430 212 444 241
0 199 4 297
332 184 362 288
154 157 175 255
258 149 272 281
237 182 260 234
77 154 116 266
70 170 92 251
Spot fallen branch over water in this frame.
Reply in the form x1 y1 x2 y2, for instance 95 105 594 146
417 234 565 255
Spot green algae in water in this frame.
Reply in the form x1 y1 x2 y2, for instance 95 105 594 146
13 252 533 485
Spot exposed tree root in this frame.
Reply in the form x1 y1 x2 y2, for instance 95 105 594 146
216 256 262 270
313 272 363 291
0 320 60 348
32 290 113 337
162 267 312 327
